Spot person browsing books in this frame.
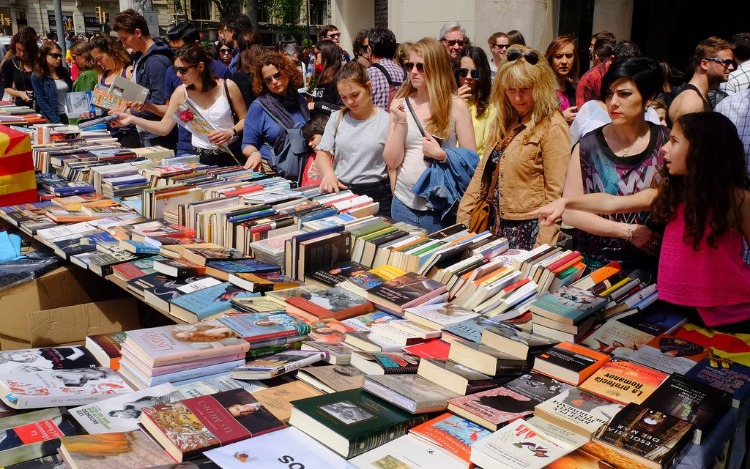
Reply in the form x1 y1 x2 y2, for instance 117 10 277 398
1 27 38 109
534 112 750 331
113 44 247 167
31 42 73 123
314 61 392 217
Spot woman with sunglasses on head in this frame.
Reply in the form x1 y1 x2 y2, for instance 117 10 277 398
307 40 344 116
457 45 570 250
31 42 72 124
242 51 308 173
2 27 38 109
545 35 579 125
558 57 668 270
456 46 494 158
487 32 509 79
114 44 247 167
384 37 476 233
314 61 392 217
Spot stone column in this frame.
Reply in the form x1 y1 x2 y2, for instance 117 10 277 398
592 0 633 41
475 0 557 55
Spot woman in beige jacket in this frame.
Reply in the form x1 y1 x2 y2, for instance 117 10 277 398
457 46 571 249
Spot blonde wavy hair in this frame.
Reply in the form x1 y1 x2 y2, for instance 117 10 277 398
488 45 560 145
395 37 457 139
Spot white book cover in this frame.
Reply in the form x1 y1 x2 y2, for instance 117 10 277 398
351 434 467 469
205 427 355 468
70 383 182 434
404 303 480 326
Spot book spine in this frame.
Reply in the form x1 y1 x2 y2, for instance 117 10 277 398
146 359 245 385
149 343 250 367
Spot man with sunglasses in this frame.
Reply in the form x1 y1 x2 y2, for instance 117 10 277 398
715 33 750 105
363 27 405 110
439 22 467 60
669 36 735 124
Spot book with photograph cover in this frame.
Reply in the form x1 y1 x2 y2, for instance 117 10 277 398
58 430 174 468
534 387 623 437
628 334 710 375
532 341 610 385
288 389 430 459
0 407 81 467
409 412 493 466
168 281 259 323
219 312 310 343
366 272 448 314
85 332 126 370
528 285 607 325
481 322 558 359
285 286 374 321
295 364 366 394
403 302 480 331
542 440 651 469
0 346 98 375
304 260 370 288
140 388 284 462
350 434 468 469
447 385 536 431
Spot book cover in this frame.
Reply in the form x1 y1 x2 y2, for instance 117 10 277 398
340 310 400 332
285 286 374 321
0 368 131 409
0 346 98 375
581 319 656 360
528 285 607 325
417 358 505 395
534 387 624 437
129 272 218 306
593 403 693 469
367 272 447 313
410 412 493 464
470 418 581 469
684 356 750 407
580 361 668 405
219 312 310 343
503 372 575 408
288 389 430 458
542 440 651 469
183 246 248 266
442 314 517 343
228 272 300 293
153 258 207 278
59 430 174 468
123 320 251 367
350 434 469 469
403 339 451 360
85 332 126 370
629 334 710 375
168 282 260 322
363 374 460 413
641 374 731 444
140 388 284 461
0 407 80 467
250 381 322 423
404 302 480 330
447 385 536 430
69 383 182 434
230 296 287 314
532 342 610 385
304 260 370 288
481 322 558 359
343 264 407 292
295 364 366 394
205 427 355 469
350 351 420 375
230 350 327 380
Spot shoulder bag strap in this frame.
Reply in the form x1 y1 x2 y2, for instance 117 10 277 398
222 78 239 124
404 97 427 138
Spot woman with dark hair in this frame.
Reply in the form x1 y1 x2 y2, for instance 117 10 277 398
32 42 72 123
536 112 750 330
231 43 265 112
242 51 308 173
456 46 493 157
507 30 526 46
457 45 570 249
307 40 343 115
115 44 247 166
70 40 97 92
559 57 668 269
216 42 233 67
314 61 392 216
2 27 38 108
544 35 579 124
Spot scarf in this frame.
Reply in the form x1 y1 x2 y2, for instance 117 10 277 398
257 92 306 129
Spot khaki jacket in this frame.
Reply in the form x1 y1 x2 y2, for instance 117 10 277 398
457 112 571 247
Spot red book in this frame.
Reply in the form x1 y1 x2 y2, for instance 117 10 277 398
532 341 610 385
403 339 451 360
140 388 284 462
285 286 374 321
222 184 265 197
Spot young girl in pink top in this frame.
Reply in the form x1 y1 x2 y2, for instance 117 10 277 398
535 112 750 329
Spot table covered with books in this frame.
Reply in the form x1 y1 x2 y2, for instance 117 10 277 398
0 120 749 469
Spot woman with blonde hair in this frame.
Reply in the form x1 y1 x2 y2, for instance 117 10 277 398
384 37 475 232
458 45 571 249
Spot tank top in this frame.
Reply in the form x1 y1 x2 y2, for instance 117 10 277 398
183 80 235 150
677 83 712 112
99 67 129 86
658 204 750 325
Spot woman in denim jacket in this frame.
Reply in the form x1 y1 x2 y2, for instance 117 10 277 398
32 42 72 124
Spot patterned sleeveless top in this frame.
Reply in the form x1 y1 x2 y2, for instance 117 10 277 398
573 123 670 266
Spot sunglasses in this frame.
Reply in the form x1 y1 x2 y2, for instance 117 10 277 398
492 44 509 50
49 53 63 59
443 39 464 47
263 71 283 84
404 62 425 73
706 57 737 69
219 48 232 54
457 68 479 79
507 49 540 65
173 65 196 75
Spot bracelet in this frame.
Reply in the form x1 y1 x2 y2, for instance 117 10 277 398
231 128 237 137
625 223 634 242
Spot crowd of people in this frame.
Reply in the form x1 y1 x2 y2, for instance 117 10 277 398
0 14 748 328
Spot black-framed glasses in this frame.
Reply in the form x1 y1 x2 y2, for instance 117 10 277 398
706 57 737 69
443 39 464 47
404 62 425 73
507 49 540 65
263 71 282 84
457 68 479 79
173 65 196 75
49 53 62 59
492 44 509 50
219 48 232 54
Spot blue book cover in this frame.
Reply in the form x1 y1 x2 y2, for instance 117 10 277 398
53 230 118 256
169 282 261 321
685 357 750 407
530 286 607 324
120 240 161 254
206 258 280 275
219 312 310 342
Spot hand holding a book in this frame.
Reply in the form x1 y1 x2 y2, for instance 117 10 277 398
208 128 235 146
319 171 348 194
110 111 136 127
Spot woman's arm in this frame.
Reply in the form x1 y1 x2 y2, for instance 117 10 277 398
383 98 407 170
315 149 346 193
31 74 60 123
535 189 658 226
452 97 477 151
114 86 184 136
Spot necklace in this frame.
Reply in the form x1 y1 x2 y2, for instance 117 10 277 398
617 125 649 157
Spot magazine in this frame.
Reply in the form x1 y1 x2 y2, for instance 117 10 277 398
171 99 232 154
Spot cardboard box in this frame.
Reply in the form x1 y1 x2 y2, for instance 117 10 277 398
0 266 139 350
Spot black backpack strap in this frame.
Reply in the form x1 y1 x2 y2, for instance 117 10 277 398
371 62 401 86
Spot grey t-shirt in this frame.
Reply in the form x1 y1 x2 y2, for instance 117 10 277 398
55 79 69 115
317 108 389 185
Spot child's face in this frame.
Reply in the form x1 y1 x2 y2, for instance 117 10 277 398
663 123 689 176
654 107 667 126
308 134 322 152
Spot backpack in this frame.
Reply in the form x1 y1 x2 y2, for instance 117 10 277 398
256 100 310 182
371 63 404 110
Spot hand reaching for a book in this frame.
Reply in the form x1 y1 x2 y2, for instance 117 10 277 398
110 112 135 127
